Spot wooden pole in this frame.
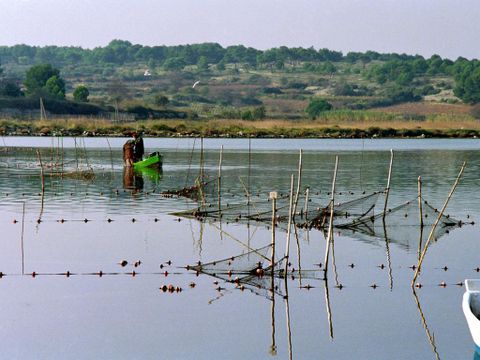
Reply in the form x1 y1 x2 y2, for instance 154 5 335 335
61 136 64 178
198 138 206 207
36 149 45 194
323 156 339 279
303 187 310 220
418 176 423 228
417 176 424 260
270 191 278 270
285 174 295 274
383 149 394 217
293 225 303 286
73 137 79 171
184 138 197 188
217 145 223 215
412 161 466 285
292 149 303 220
106 137 114 173
248 137 251 206
199 137 204 183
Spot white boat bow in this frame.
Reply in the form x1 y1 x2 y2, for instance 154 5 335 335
463 279 480 350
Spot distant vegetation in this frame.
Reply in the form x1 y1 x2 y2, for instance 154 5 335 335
0 40 479 124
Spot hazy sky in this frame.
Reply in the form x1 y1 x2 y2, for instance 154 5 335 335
0 0 478 59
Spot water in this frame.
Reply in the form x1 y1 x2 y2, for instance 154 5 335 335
1 137 479 359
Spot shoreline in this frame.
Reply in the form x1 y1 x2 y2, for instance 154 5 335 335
0 118 479 139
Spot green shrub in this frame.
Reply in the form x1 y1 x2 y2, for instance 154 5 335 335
305 98 333 119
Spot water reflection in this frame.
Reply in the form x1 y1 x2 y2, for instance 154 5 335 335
0 140 479 359
122 166 163 192
324 279 334 339
123 166 144 192
412 289 441 360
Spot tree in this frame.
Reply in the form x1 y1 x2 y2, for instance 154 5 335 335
275 60 284 70
24 63 60 95
0 81 23 97
305 98 332 118
241 109 253 120
73 85 90 102
252 106 266 120
163 57 186 71
318 61 337 75
154 93 169 107
385 85 421 103
454 64 480 104
44 75 65 99
197 56 209 71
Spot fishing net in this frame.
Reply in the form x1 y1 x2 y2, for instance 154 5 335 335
188 243 287 300
188 244 280 275
161 177 216 200
233 272 285 300
336 196 465 250
173 192 294 229
300 191 383 229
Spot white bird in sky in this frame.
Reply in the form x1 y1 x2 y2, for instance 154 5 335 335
192 81 200 88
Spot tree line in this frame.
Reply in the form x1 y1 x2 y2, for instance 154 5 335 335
0 39 470 71
1 40 480 106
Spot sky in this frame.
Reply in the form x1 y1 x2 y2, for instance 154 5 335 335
0 0 478 60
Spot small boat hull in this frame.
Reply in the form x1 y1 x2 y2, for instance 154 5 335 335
133 153 162 170
463 279 480 348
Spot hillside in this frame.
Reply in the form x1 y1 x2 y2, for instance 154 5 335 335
0 40 479 123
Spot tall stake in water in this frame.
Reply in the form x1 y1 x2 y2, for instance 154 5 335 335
217 145 223 215
199 137 204 183
106 137 114 174
36 149 45 194
412 161 466 285
383 149 394 217
417 176 424 259
323 156 339 279
292 149 303 220
418 176 424 228
198 138 206 207
303 187 310 220
248 137 251 206
284 175 295 274
270 191 277 270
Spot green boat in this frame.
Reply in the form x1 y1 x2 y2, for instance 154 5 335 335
133 152 163 170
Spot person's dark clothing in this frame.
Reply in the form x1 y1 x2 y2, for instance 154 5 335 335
133 136 144 162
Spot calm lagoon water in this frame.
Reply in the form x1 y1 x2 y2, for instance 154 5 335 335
0 137 480 359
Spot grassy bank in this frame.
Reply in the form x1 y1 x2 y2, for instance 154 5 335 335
0 112 479 139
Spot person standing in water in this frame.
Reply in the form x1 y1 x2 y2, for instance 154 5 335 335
133 132 145 162
123 139 134 166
